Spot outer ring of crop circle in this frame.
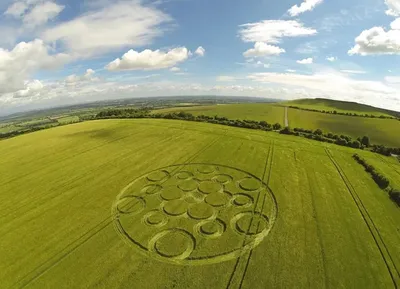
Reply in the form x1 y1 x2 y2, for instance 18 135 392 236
112 163 278 266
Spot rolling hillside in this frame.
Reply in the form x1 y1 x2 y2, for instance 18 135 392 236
153 103 285 125
283 98 400 118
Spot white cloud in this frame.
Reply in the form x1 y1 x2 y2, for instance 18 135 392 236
216 76 237 82
288 0 323 17
65 69 98 84
243 42 285 57
297 58 313 64
340 70 367 74
170 67 180 72
326 56 337 62
256 61 270 68
348 21 400 55
106 47 190 71
391 18 400 29
385 76 400 83
23 1 65 27
385 0 400 16
195 46 205 57
239 20 317 44
42 1 171 57
286 69 296 73
5 0 64 27
13 80 44 98
0 39 70 94
2 74 400 115
5 2 28 17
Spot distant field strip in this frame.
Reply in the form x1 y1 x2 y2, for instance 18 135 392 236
325 149 399 288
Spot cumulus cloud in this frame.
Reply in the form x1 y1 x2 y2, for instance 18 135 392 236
239 20 317 44
385 0 400 16
106 47 190 71
195 46 205 57
391 18 400 29
0 39 70 94
42 1 171 57
23 1 65 27
13 80 44 98
348 20 400 55
297 58 313 64
286 69 297 73
326 56 337 62
65 69 98 84
243 42 285 57
239 20 316 59
288 0 324 17
5 0 64 27
5 1 29 17
170 67 180 72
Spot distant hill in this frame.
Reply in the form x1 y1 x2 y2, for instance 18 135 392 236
283 98 400 118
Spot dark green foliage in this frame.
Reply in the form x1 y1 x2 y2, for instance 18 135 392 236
314 129 323 135
279 127 293 135
371 145 400 156
361 136 370 147
389 189 400 206
350 140 361 149
273 123 282 130
353 154 390 189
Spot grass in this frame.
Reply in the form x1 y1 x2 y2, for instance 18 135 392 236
284 98 398 118
288 108 400 147
152 103 285 125
0 119 399 289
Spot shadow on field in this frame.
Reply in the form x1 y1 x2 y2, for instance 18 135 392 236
65 128 118 139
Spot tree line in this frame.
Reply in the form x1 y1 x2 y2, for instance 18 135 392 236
288 106 400 120
94 109 400 158
3 108 399 162
353 154 399 206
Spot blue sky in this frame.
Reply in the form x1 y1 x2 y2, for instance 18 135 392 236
1 0 400 115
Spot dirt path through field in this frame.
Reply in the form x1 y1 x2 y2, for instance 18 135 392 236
284 107 289 127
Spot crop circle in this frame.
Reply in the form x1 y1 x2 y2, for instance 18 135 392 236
113 163 277 265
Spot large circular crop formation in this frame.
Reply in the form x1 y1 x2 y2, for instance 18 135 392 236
112 163 277 265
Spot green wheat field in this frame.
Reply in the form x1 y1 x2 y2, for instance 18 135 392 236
1 119 399 289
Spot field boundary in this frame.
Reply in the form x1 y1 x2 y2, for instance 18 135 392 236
325 149 399 288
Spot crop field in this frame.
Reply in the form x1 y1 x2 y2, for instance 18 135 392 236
284 98 397 118
55 116 80 124
153 103 285 125
287 108 400 147
0 119 399 289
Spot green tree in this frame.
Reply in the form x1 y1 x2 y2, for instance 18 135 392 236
314 129 323 135
351 140 361 149
361 136 370 147
273 123 282 130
